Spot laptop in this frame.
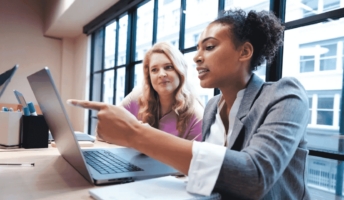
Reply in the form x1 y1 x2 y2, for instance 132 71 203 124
27 67 178 185
0 65 18 99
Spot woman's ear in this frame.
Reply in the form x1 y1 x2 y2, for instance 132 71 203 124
239 42 253 62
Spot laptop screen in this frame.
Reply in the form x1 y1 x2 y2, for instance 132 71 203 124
0 65 18 99
27 67 93 183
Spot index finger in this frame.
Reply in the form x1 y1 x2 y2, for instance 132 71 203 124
67 99 105 111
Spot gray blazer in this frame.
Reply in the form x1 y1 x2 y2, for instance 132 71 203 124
202 74 311 200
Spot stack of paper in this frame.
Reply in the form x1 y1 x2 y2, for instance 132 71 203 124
89 176 221 200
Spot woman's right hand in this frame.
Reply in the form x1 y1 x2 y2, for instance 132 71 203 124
68 99 140 148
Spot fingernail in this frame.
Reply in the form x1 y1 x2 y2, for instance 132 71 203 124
66 100 74 106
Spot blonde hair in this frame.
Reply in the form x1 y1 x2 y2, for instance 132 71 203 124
138 42 200 136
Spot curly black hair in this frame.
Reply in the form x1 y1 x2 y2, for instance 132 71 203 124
212 9 284 70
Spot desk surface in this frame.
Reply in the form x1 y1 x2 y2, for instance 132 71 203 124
0 141 121 200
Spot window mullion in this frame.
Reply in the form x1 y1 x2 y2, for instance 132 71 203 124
113 19 120 105
88 33 96 135
178 0 186 51
152 0 158 45
100 27 106 102
125 9 137 96
218 0 224 13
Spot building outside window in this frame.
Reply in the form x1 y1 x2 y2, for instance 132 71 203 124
301 0 341 18
164 0 174 5
299 39 343 73
172 9 179 27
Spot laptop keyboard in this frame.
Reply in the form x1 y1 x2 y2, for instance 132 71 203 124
83 150 143 174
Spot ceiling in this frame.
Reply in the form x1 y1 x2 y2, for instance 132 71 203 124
44 0 120 38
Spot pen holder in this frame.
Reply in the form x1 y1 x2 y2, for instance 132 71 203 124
0 111 22 147
22 115 49 148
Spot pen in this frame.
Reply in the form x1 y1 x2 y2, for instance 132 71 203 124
23 107 30 116
27 102 38 116
0 163 35 167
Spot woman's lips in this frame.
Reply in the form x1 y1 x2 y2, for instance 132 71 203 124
159 81 170 85
198 69 209 79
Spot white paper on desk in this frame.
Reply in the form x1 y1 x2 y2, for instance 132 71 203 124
89 176 204 200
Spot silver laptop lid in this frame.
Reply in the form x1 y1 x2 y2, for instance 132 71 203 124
0 65 18 99
27 67 93 183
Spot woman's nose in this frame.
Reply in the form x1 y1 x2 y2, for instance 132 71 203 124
193 52 203 64
159 69 167 77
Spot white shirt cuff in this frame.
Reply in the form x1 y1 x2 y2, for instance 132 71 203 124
186 141 227 196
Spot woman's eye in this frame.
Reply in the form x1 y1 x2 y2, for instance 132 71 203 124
165 66 174 70
151 68 157 72
206 46 215 50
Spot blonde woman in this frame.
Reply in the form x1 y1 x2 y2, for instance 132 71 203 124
120 42 203 141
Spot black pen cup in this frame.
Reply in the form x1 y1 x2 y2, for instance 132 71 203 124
21 115 49 148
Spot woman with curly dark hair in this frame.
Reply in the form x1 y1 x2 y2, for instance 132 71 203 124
69 9 310 200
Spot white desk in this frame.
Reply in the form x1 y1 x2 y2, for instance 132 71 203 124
0 141 120 200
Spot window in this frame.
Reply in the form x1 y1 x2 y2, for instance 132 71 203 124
281 2 344 197
309 97 313 124
320 43 337 71
184 0 218 49
298 39 344 73
104 20 116 69
116 67 126 105
300 55 315 73
136 1 154 61
225 0 233 7
200 95 208 106
157 1 180 48
300 0 341 18
134 63 144 89
285 0 344 22
158 16 165 32
172 9 179 27
117 15 128 66
308 92 341 128
193 34 199 46
317 96 334 125
163 0 174 5
102 70 114 105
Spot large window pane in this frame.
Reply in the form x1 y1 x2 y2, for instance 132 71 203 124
91 73 101 117
103 70 115 104
156 0 180 49
116 67 126 105
134 63 144 88
282 18 344 153
225 0 269 13
136 1 154 61
93 29 104 72
286 0 344 22
117 15 128 66
104 20 116 69
184 0 218 49
184 51 214 106
307 155 344 199
90 119 98 136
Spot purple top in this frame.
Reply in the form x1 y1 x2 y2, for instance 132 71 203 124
120 87 203 141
